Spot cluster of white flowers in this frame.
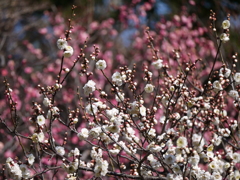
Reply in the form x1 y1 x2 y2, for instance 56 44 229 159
57 38 74 57
106 114 123 133
5 158 22 180
94 158 109 177
127 101 146 117
146 142 162 153
85 101 105 115
220 20 230 43
5 158 31 180
90 147 109 177
118 141 136 155
124 126 140 143
6 17 240 180
147 154 161 169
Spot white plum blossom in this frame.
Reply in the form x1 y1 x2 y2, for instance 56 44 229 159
118 141 136 155
31 131 45 143
232 152 240 164
229 170 240 180
189 152 200 166
72 118 78 124
85 101 104 115
89 126 102 139
5 157 22 180
36 115 46 126
86 103 98 115
43 97 51 107
99 132 112 144
47 106 59 119
110 133 120 142
148 128 156 137
220 33 230 43
20 164 31 179
219 128 231 137
96 60 107 70
229 90 239 99
55 146 65 156
77 128 89 140
139 106 146 116
109 148 120 155
63 45 74 57
147 142 162 153
164 154 176 165
106 122 120 133
199 171 211 180
91 147 103 160
219 67 231 78
192 134 205 151
222 20 230 29
212 133 222 146
83 80 96 96
144 84 154 93
208 160 219 171
147 71 153 77
147 154 161 168
213 80 223 90
172 164 182 174
234 72 240 83
62 159 79 174
65 174 77 180
124 127 139 143
152 59 163 69
176 136 188 148
57 38 68 50
68 148 80 157
106 108 119 118
94 158 108 177
167 173 183 180
128 101 139 115
112 72 123 86
115 92 125 102
230 120 238 130
27 154 35 165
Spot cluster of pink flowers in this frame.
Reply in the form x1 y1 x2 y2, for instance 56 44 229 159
0 2 239 180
